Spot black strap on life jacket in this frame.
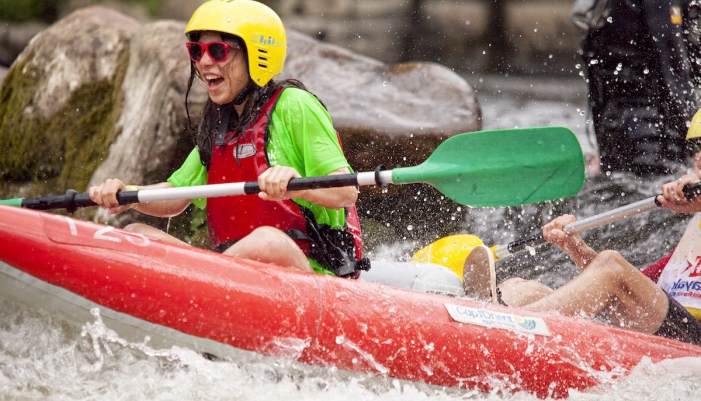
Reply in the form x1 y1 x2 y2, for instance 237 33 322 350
214 102 234 147
286 206 371 278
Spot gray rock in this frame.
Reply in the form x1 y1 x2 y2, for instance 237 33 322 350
11 6 141 119
284 30 480 140
89 20 203 191
0 6 141 202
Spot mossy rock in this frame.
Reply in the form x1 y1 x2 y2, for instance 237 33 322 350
0 54 127 196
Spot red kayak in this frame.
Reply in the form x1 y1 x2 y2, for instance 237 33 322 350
1 204 700 399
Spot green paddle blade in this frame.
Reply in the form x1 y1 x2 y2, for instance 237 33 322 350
0 198 23 207
392 127 584 207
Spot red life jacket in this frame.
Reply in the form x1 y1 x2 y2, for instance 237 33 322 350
206 86 367 277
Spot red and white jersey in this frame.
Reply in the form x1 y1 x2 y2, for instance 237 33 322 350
658 213 701 312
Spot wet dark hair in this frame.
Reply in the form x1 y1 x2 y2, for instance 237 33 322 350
184 31 308 169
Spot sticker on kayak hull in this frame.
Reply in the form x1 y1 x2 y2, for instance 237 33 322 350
445 303 551 336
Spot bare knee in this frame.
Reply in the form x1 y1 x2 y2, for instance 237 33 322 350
228 227 287 254
593 250 626 266
247 226 289 245
122 223 186 245
588 250 636 280
123 223 150 234
226 227 311 272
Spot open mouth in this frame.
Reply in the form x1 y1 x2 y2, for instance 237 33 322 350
204 75 224 89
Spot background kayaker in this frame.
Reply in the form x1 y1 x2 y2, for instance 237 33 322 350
89 0 369 278
483 110 701 345
572 0 701 175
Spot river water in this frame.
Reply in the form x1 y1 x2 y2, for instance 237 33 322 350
2 74 701 400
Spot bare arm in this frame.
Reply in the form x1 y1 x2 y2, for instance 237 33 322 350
89 179 191 217
545 169 701 270
542 214 598 271
656 173 701 214
256 166 358 208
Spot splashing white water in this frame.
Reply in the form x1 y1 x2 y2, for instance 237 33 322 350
2 297 701 401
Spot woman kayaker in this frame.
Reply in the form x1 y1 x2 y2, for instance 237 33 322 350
479 114 701 345
89 0 368 278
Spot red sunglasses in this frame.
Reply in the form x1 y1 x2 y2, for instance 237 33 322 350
186 41 241 62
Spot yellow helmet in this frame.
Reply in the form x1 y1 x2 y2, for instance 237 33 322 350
688 109 701 141
185 0 286 87
412 234 491 279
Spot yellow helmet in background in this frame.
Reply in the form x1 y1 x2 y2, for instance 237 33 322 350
412 234 488 279
185 0 286 87
686 109 701 141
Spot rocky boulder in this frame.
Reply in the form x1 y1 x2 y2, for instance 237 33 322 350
0 6 481 250
0 6 141 199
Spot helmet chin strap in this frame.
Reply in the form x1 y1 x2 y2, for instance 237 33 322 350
233 81 255 105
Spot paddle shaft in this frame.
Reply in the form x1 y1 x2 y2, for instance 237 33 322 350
13 171 392 212
494 182 701 259
2 127 585 211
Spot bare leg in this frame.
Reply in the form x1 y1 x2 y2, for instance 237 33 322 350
124 223 188 245
498 277 553 307
223 226 313 273
521 250 668 334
